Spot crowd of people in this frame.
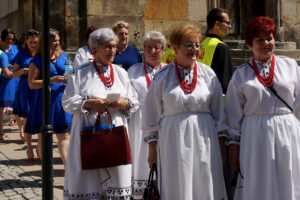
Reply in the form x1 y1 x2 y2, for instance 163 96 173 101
0 27 72 167
0 7 300 200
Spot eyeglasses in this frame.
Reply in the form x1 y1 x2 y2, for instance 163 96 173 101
144 46 163 52
219 20 231 25
181 43 201 50
101 44 117 50
116 23 128 29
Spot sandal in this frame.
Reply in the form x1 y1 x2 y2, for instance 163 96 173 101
26 150 35 162
0 135 4 143
19 133 25 141
36 149 41 162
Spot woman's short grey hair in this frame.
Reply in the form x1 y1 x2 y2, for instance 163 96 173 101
142 31 167 50
88 28 119 49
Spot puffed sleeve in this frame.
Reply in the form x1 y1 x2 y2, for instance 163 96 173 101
62 71 89 115
209 75 229 138
225 74 246 145
142 79 162 143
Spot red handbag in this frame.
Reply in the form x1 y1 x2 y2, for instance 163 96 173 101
80 110 132 170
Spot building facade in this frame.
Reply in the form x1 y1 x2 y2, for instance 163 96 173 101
0 0 299 51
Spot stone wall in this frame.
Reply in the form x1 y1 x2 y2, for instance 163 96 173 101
144 0 206 47
84 0 144 50
281 0 300 48
0 0 300 50
65 0 81 51
0 0 19 37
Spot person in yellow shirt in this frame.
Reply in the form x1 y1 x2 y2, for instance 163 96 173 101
198 8 233 93
161 47 175 64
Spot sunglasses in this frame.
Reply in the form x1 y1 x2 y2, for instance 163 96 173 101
117 23 128 29
181 43 201 50
26 31 39 37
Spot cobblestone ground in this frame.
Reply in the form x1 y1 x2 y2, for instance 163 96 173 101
0 152 42 200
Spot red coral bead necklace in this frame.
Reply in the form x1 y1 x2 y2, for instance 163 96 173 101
144 63 162 88
251 54 275 87
93 60 114 88
175 62 197 93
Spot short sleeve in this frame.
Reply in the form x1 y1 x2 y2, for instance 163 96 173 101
14 51 23 66
31 55 42 71
0 53 9 69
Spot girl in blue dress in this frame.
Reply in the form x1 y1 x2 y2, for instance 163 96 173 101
0 28 19 142
27 29 71 168
12 29 39 161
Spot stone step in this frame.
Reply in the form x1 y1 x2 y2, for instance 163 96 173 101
230 49 300 59
224 40 297 49
224 40 246 49
275 41 297 49
232 57 300 69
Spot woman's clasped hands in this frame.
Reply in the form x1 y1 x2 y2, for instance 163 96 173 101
88 97 130 115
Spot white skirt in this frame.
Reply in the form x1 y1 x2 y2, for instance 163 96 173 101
158 112 227 200
128 108 150 199
63 115 132 200
234 113 300 200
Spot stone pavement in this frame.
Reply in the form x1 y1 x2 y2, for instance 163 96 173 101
0 124 64 199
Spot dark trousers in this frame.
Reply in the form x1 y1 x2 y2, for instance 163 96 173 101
223 146 235 200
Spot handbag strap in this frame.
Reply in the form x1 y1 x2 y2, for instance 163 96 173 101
147 163 157 186
247 62 293 112
268 86 293 112
94 109 113 133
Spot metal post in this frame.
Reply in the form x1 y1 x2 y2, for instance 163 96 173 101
42 0 53 199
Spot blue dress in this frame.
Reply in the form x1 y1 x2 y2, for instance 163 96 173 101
25 53 72 134
113 45 142 71
12 49 33 117
0 45 19 107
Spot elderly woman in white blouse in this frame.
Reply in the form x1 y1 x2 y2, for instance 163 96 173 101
127 31 166 199
142 24 227 200
62 28 139 200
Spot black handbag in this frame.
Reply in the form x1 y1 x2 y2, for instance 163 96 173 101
143 163 160 200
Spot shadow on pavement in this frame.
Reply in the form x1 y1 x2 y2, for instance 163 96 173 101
0 179 41 189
